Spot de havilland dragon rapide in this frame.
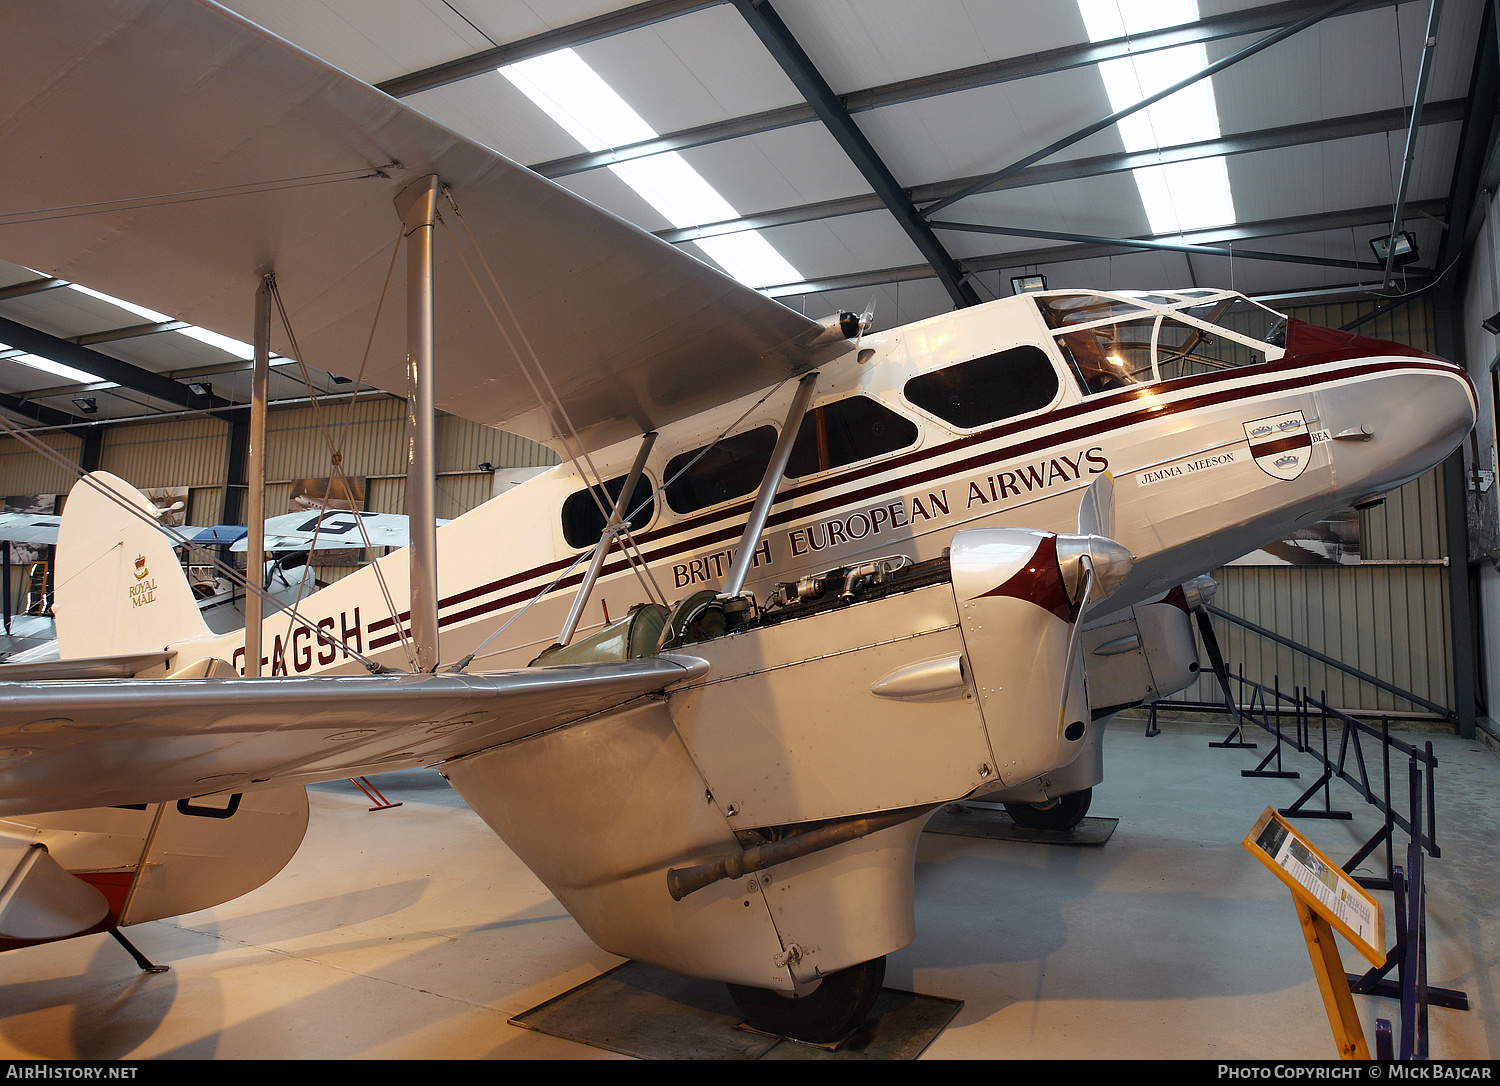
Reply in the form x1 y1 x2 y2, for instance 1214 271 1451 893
0 0 1475 1044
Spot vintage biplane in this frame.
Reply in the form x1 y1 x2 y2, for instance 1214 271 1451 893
0 0 1476 1044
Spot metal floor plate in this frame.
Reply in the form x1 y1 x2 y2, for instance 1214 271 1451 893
510 960 962 1060
926 802 1119 845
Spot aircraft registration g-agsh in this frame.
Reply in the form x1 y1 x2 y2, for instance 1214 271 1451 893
0 0 1476 1045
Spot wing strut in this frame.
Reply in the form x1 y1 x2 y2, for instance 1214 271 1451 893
558 430 658 648
721 372 819 599
244 274 272 676
396 175 441 671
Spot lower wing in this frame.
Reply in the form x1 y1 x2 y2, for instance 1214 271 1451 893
0 655 707 816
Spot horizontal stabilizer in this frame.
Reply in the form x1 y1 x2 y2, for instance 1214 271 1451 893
0 651 175 682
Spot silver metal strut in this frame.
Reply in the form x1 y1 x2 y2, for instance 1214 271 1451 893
557 430 657 647
244 273 272 677
721 372 818 599
395 175 441 671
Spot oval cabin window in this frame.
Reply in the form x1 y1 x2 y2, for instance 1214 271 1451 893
561 473 656 549
902 345 1059 429
784 396 918 478
663 426 779 515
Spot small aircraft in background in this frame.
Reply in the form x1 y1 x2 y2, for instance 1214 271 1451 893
0 507 454 654
0 0 1475 1045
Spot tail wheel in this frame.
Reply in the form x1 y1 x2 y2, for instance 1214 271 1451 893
1003 787 1093 831
726 956 886 1043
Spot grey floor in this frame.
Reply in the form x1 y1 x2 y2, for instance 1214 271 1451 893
2 718 1496 1060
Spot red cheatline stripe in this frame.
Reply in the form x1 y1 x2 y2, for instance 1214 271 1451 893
366 357 1462 649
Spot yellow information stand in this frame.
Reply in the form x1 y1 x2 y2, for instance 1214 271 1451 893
1243 806 1387 1060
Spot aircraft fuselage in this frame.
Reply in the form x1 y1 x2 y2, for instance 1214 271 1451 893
152 289 1473 683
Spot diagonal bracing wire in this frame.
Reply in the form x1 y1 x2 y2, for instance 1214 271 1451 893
265 272 421 672
437 189 669 608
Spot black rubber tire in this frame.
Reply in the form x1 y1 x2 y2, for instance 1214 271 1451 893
1003 787 1093 831
726 956 886 1043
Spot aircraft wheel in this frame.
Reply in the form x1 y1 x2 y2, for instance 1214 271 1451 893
726 956 885 1043
1003 787 1092 831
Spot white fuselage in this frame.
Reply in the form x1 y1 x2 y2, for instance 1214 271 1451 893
159 293 1475 682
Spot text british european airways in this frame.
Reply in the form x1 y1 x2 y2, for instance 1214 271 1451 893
671 445 1109 588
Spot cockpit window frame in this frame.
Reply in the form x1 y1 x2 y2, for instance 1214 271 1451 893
1031 288 1287 363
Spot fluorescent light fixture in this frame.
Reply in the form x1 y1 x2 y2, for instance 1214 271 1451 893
1012 274 1048 294
71 397 98 414
1077 0 1238 233
502 49 801 289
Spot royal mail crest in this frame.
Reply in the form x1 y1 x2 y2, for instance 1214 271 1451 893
1244 410 1311 481
133 554 149 580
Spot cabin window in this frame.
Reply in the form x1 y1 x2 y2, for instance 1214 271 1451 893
902 346 1058 429
663 425 778 515
561 472 656 549
785 396 918 478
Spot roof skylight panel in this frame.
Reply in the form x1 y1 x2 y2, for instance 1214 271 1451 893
501 49 801 289
1077 0 1238 234
2 347 101 385
69 283 257 359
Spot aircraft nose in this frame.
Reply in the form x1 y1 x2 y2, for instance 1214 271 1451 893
1280 319 1476 502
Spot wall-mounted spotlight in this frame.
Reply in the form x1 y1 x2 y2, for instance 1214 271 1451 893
478 461 494 473
72 397 97 414
1011 274 1048 295
1483 311 1500 336
1369 231 1419 267
329 373 353 385
187 381 212 398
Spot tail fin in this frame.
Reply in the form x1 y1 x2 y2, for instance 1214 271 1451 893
54 471 211 662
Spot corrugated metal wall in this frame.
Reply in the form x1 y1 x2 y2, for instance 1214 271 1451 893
1179 298 1453 715
98 416 230 488
0 430 84 496
0 394 557 604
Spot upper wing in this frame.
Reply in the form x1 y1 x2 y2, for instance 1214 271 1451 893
229 510 446 552
0 512 228 547
0 0 840 451
0 654 708 815
181 525 249 546
0 512 63 546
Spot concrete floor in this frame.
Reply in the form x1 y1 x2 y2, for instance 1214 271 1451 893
1 718 1496 1060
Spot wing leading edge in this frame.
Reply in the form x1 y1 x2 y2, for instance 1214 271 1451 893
0 0 839 451
0 654 708 815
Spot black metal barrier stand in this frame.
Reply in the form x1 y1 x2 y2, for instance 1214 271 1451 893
1144 607 1470 1052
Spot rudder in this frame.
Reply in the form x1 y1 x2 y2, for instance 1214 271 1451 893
54 471 212 663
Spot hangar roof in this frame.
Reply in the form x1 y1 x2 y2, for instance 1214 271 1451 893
0 0 1491 429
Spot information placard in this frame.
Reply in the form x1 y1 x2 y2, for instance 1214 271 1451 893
1243 806 1386 967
